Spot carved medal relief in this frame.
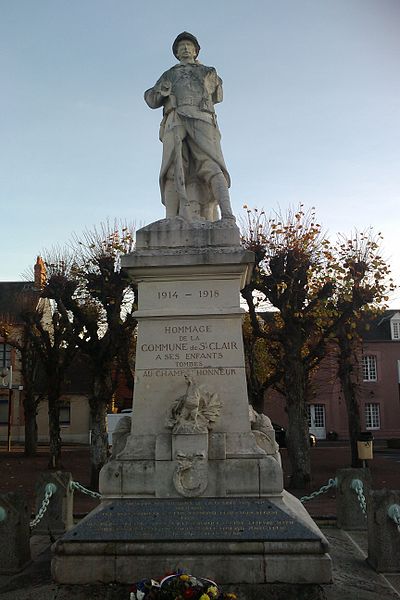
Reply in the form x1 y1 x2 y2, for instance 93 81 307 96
173 451 208 497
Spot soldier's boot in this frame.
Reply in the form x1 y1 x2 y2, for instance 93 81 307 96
210 173 236 221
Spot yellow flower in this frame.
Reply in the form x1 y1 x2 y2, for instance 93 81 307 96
199 595 210 600
207 587 218 598
179 575 190 582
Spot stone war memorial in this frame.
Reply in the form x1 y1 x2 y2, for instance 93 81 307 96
52 32 332 587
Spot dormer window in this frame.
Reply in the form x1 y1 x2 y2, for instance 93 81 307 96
390 313 400 340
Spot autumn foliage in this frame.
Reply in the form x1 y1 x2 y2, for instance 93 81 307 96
240 205 394 487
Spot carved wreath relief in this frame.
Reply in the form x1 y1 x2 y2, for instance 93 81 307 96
166 375 221 434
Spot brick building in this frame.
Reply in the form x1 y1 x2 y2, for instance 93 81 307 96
264 310 400 441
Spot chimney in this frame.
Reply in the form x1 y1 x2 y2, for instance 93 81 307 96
34 256 47 289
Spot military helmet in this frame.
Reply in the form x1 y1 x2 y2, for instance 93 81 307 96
172 32 200 59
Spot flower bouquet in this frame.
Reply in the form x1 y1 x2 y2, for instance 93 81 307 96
130 572 237 600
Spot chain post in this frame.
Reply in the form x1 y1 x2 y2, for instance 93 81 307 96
300 477 337 504
351 478 367 517
0 492 31 572
46 482 57 495
387 504 400 532
30 482 57 529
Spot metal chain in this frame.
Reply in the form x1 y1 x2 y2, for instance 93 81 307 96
30 483 57 529
351 478 367 516
300 478 337 504
387 504 400 533
70 480 101 499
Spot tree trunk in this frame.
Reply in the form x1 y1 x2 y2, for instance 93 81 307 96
89 368 113 490
48 392 62 469
243 335 265 413
23 394 38 456
248 391 265 414
284 356 311 489
247 377 265 414
89 397 109 490
21 341 39 456
338 334 362 468
343 379 362 468
286 399 311 489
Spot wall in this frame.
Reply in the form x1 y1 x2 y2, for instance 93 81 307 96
361 341 400 439
36 395 90 444
263 340 400 441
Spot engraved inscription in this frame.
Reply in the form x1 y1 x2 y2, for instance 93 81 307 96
139 280 238 312
157 289 220 300
64 498 321 542
158 291 178 299
142 368 237 378
198 290 219 298
136 320 243 371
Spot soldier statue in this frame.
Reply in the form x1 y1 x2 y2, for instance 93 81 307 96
144 32 235 222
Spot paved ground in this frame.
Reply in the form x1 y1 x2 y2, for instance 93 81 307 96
1 441 399 599
0 528 399 599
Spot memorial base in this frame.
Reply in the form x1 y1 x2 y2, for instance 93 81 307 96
51 219 331 587
52 493 331 585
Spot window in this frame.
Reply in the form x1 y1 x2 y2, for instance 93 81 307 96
0 399 8 424
307 404 325 428
365 403 380 430
0 344 11 368
391 320 400 340
362 355 377 381
313 405 325 428
60 402 71 426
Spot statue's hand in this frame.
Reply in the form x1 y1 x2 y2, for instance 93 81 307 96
160 81 172 97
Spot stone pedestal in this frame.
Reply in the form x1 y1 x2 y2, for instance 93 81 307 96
99 219 282 500
0 491 31 573
367 489 400 572
52 494 331 585
336 468 370 530
35 471 74 535
52 218 331 585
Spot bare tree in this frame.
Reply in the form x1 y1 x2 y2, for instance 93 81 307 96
44 222 137 488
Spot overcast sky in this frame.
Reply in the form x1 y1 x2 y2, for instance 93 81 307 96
1 0 399 304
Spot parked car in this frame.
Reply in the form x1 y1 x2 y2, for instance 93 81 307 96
272 423 317 448
106 409 132 445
